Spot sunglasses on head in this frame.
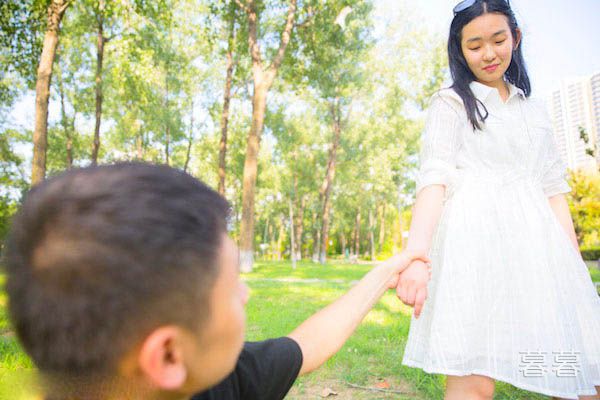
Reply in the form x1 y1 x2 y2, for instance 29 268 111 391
453 0 477 15
453 0 510 15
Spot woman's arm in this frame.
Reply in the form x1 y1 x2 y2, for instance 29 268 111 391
398 93 461 317
405 185 446 254
397 185 445 317
288 251 426 375
548 193 579 251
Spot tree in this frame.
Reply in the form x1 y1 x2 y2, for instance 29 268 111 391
236 0 298 272
0 130 27 247
289 1 372 263
216 0 243 195
90 0 117 165
32 0 71 185
567 170 600 248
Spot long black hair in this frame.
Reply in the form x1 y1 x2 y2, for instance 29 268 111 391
448 0 531 130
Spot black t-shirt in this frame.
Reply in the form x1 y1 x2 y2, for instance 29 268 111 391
191 337 303 400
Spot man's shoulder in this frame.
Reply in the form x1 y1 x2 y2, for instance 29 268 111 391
191 337 303 400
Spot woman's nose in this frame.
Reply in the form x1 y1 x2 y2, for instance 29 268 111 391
483 44 496 62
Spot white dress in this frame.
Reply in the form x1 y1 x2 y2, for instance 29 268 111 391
402 81 600 399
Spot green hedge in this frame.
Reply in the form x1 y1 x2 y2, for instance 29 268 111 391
581 247 600 261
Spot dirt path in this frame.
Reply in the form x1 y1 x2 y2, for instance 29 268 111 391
286 377 425 399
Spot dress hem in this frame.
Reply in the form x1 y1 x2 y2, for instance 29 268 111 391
402 358 600 400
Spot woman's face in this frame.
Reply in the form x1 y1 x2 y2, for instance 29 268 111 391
460 12 521 87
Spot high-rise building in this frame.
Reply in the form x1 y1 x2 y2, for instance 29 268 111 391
546 72 599 172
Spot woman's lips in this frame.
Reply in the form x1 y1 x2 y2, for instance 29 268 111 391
483 64 499 73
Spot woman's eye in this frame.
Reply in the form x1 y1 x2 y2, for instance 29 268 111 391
470 47 480 51
496 40 506 45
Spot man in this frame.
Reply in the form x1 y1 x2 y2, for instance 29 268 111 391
4 163 429 399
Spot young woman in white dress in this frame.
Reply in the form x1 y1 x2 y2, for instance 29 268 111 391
395 1 600 399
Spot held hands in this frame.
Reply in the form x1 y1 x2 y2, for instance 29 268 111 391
381 250 431 319
396 259 431 319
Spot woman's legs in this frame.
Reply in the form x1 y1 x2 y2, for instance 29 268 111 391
445 375 495 400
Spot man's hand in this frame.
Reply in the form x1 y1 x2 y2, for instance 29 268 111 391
287 250 429 375
396 259 431 319
383 250 429 289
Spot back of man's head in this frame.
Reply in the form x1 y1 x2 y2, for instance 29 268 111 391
4 163 229 391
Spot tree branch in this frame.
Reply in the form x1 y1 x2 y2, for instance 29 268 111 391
58 0 72 15
234 0 250 14
247 0 263 69
294 6 314 29
269 0 297 72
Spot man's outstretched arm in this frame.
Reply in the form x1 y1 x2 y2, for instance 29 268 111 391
287 252 425 375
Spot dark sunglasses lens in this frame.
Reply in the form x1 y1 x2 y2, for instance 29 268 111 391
453 0 477 14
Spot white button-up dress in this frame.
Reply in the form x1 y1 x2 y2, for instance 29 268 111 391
402 81 600 399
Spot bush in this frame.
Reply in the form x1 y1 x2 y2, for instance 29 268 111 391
581 247 600 261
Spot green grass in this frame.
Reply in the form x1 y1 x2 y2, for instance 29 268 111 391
1 262 599 399
243 262 549 400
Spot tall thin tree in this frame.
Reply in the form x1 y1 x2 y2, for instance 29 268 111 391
32 0 71 185
236 0 297 272
218 0 238 196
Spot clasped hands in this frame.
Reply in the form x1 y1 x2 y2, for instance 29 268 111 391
386 250 432 319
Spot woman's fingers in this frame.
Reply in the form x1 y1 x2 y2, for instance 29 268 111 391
406 282 417 306
414 287 428 319
396 281 407 304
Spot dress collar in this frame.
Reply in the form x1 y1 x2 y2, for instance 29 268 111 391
469 80 525 103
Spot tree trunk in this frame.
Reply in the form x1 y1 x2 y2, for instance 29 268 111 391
91 0 105 166
238 0 297 272
289 200 296 269
318 97 342 264
340 232 346 257
218 2 237 196
136 128 144 160
184 99 194 173
56 59 73 168
354 210 361 257
369 208 375 261
164 72 170 166
276 218 285 261
378 203 386 252
32 0 70 185
310 210 319 261
311 209 321 262
294 194 306 260
239 84 267 271
396 184 404 252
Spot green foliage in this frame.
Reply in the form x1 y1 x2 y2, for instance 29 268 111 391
581 248 600 261
0 0 478 262
567 170 600 248
0 131 27 246
0 0 49 89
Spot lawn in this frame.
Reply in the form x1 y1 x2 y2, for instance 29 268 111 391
1 261 599 399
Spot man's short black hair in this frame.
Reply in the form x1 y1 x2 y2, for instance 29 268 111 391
4 163 230 378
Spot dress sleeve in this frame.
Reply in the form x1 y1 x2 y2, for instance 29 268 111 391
536 102 571 197
416 92 463 195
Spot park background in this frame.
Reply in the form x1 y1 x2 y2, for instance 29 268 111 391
1 0 599 399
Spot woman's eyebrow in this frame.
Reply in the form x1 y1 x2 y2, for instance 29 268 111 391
466 29 507 43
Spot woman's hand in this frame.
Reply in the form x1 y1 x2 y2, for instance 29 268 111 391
396 259 432 319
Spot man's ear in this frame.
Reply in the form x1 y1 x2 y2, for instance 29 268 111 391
138 326 188 390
